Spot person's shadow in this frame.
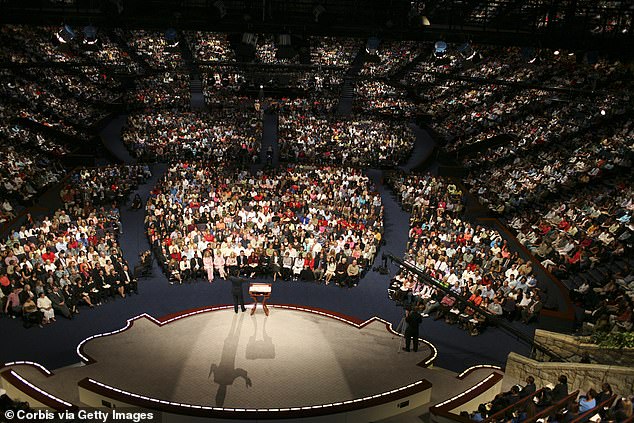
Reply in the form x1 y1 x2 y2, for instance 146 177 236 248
208 314 252 406
246 314 276 360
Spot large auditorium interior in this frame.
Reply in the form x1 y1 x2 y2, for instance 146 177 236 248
0 1 632 422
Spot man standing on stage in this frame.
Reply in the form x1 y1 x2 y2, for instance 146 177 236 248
228 276 247 313
403 306 423 352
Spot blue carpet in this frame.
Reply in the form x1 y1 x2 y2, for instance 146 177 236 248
99 114 135 163
259 112 279 168
401 124 437 172
191 92 205 111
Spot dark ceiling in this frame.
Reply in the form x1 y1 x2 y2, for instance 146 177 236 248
1 0 632 53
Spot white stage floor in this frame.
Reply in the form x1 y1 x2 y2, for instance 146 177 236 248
6 307 434 410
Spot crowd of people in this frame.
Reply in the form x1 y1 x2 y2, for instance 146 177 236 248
470 375 633 423
508 173 633 335
0 165 148 327
0 68 105 136
354 80 422 118
0 25 84 64
278 99 415 167
201 67 247 107
509 174 632 279
145 162 383 286
185 31 236 62
60 165 152 208
126 72 190 108
0 144 64 206
23 66 123 105
0 25 143 75
463 114 632 215
0 26 630 344
360 41 424 77
387 172 551 335
391 45 633 336
0 102 67 212
122 107 262 162
406 45 633 148
255 35 300 64
118 29 183 70
310 37 360 67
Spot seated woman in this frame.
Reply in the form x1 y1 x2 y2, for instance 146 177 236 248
269 250 282 282
62 284 79 315
292 253 304 281
225 252 238 277
324 257 336 285
213 249 226 279
259 249 270 275
578 389 597 413
300 252 315 281
203 250 214 282
168 259 182 285
247 251 259 278
108 268 125 298
75 280 95 308
37 292 55 324
22 296 43 328
281 252 293 280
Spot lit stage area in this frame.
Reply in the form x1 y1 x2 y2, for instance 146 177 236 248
0 306 472 422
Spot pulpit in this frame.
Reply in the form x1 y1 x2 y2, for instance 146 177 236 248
249 283 272 316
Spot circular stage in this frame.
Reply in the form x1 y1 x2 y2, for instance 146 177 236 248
2 306 436 420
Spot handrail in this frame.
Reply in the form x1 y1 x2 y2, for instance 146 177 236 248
525 390 580 423
386 253 567 362
570 394 618 423
477 216 575 323
483 388 545 423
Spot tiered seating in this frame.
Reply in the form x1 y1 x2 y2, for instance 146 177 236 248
255 35 300 64
386 172 547 335
1 165 148 326
60 165 152 207
354 80 422 118
118 29 183 70
184 31 235 62
0 25 87 64
0 68 107 134
310 36 361 67
278 112 415 167
126 73 190 108
145 163 382 285
360 41 424 77
122 108 261 162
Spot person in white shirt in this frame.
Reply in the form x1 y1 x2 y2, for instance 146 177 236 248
37 292 55 324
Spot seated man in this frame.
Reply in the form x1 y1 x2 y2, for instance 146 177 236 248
521 294 543 324
346 259 360 287
335 257 349 286
120 265 138 295
49 286 72 319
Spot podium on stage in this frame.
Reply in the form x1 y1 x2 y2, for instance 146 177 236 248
249 283 272 316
